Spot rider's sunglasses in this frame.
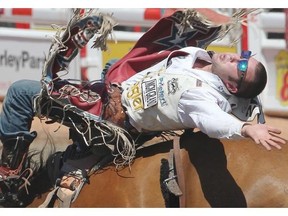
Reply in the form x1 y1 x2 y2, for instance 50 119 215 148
237 50 252 89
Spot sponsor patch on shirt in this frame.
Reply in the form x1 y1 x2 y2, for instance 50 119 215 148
126 79 158 111
158 77 167 107
127 75 182 111
196 79 202 87
167 78 179 95
126 82 143 111
142 79 158 109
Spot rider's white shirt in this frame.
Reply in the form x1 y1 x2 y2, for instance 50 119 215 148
122 47 245 139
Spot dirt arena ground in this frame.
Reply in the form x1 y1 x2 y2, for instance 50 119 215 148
0 102 288 159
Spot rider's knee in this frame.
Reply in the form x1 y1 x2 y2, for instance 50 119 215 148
9 79 37 92
7 80 41 98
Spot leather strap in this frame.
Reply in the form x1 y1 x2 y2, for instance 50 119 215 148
173 136 186 207
102 85 126 128
164 149 183 196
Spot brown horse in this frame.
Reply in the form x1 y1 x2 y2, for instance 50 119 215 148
25 130 288 208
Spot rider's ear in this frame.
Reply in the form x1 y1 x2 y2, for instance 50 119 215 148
225 83 238 94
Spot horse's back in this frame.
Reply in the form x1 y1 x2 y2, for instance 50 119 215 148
223 138 288 207
28 131 288 207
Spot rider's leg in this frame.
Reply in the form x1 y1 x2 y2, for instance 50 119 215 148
0 80 40 177
50 15 104 78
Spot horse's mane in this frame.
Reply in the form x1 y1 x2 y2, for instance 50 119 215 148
15 142 57 207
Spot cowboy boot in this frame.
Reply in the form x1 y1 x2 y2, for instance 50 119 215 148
0 131 37 178
0 132 37 206
0 137 28 205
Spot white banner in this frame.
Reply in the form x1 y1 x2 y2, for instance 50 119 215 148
0 27 80 96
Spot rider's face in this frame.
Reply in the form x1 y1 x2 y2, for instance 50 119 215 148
211 52 258 92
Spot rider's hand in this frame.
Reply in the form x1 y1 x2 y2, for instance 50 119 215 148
241 123 287 150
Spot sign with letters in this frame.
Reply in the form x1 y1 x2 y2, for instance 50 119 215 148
0 28 80 97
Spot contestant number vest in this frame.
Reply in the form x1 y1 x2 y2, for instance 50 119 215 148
122 72 207 131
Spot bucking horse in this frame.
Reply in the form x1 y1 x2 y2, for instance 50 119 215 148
1 8 284 208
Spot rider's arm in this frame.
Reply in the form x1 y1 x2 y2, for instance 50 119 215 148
178 88 286 150
178 88 245 139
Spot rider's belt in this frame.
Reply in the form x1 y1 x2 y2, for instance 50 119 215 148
102 85 127 129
